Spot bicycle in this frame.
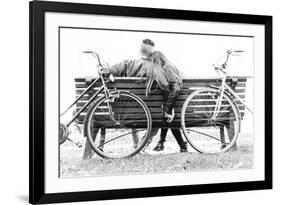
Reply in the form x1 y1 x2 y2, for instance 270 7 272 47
181 49 253 154
59 51 152 159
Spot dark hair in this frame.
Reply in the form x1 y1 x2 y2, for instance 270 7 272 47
142 39 155 46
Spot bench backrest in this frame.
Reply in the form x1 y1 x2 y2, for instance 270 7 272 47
74 77 247 128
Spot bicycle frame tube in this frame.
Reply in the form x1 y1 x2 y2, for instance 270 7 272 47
66 86 105 127
212 77 253 116
60 77 100 116
224 83 253 113
65 72 119 127
97 69 118 123
212 75 227 119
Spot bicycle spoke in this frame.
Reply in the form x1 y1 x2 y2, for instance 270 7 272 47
185 129 223 142
98 129 146 148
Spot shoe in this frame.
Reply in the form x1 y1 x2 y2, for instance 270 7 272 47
153 141 165 151
180 142 188 153
180 148 188 152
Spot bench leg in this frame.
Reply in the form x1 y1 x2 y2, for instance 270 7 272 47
82 128 100 159
99 128 106 151
83 138 93 160
220 126 226 149
220 122 238 151
132 128 139 149
226 121 238 151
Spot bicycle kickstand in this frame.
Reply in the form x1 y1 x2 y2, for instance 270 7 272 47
66 138 83 148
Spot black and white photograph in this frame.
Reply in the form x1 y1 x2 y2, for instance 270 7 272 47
28 1 273 204
59 27 255 177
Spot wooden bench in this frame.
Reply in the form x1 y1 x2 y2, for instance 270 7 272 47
74 77 248 158
74 77 247 127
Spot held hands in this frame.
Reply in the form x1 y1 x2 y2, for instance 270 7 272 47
109 74 115 82
164 109 175 123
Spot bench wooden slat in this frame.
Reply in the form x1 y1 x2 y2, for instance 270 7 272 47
75 88 247 95
75 94 246 103
74 77 249 83
76 105 245 114
75 94 246 101
76 100 246 109
77 111 244 120
75 82 247 88
75 90 247 99
75 82 246 89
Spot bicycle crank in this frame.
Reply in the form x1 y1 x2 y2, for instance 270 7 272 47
66 137 83 148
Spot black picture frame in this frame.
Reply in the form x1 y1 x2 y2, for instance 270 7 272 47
29 0 272 204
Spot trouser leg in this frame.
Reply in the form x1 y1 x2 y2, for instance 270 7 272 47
160 128 168 143
162 84 187 151
163 83 180 115
170 128 187 151
153 128 168 151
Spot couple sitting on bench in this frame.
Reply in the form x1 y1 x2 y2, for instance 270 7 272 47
102 39 187 153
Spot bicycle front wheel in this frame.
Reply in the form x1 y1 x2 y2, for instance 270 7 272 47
181 87 241 153
86 91 152 159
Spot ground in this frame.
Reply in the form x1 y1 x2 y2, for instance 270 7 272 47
60 127 253 177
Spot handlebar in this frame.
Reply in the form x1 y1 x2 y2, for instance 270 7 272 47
227 49 244 54
83 50 102 66
82 50 114 82
214 49 244 75
82 51 93 54
233 50 244 53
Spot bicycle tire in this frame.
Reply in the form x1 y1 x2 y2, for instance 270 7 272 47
85 90 152 159
181 87 241 154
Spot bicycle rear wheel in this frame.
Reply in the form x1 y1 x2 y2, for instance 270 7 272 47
86 91 152 159
181 87 241 153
